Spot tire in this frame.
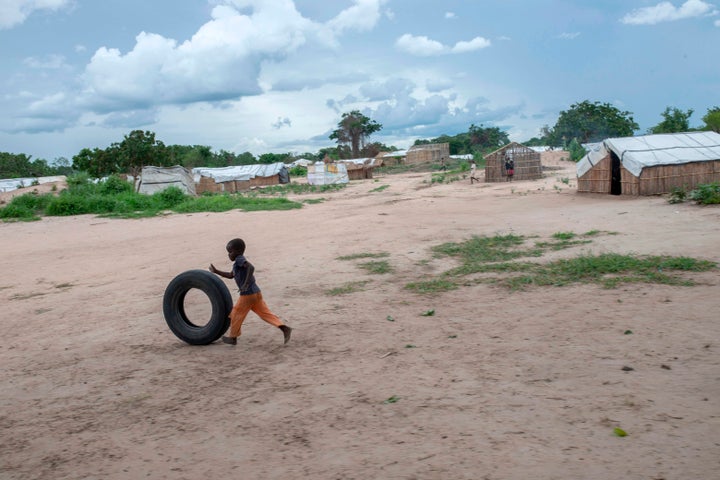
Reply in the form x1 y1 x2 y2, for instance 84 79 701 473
163 270 233 345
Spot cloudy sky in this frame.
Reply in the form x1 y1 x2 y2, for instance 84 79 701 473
1 0 718 161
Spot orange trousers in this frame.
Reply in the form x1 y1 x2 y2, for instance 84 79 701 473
228 292 283 338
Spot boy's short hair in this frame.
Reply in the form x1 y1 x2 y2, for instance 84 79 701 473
227 238 246 254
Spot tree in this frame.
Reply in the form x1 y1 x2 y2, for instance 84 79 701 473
468 124 510 151
258 152 291 164
649 107 694 134
549 100 639 145
115 130 166 190
702 106 720 133
329 110 382 158
72 147 119 178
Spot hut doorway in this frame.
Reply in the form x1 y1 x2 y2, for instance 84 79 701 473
610 152 622 195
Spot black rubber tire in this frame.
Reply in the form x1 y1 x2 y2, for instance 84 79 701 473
163 270 232 345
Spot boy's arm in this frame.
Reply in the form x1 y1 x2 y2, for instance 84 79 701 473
209 263 233 279
239 261 255 290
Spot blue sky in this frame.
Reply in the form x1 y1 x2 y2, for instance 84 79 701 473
1 0 718 162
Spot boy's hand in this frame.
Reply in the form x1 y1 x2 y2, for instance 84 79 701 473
209 264 218 274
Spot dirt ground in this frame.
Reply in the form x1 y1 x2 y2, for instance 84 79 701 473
1 159 719 480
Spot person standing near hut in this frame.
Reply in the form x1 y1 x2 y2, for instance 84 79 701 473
470 160 480 184
504 154 514 181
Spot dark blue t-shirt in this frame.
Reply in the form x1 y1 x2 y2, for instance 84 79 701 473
232 255 261 295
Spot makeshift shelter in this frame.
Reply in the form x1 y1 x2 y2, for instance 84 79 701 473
376 150 407 166
193 163 289 194
576 132 720 195
138 166 196 195
0 175 66 193
307 162 349 185
484 143 542 182
406 143 449 165
338 158 378 180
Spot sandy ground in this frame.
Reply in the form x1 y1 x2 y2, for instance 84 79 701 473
1 159 719 480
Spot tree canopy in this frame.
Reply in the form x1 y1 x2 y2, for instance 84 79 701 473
548 100 639 145
329 110 382 158
649 107 694 134
702 107 720 133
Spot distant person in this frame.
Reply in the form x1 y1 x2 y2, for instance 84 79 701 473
440 156 447 171
210 238 292 346
505 157 514 182
470 160 480 184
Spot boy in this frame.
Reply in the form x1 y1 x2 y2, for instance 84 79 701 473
469 160 480 184
209 238 292 345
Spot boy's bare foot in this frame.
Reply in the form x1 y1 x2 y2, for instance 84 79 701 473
221 336 237 345
279 325 292 344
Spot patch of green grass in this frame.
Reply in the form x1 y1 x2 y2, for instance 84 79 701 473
370 185 389 192
433 234 541 265
411 232 716 293
257 183 347 195
497 253 716 290
302 198 325 204
337 252 390 261
358 260 393 274
405 278 458 293
326 281 369 296
535 234 592 251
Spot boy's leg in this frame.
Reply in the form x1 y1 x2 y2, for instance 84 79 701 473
251 293 292 344
226 295 253 340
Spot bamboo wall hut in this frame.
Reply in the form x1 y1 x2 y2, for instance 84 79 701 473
484 143 542 182
193 163 289 194
577 132 720 195
405 143 450 165
338 158 379 180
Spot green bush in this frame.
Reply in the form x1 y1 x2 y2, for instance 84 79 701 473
668 186 687 204
100 175 133 195
689 183 720 205
154 186 187 209
0 203 38 220
288 166 307 177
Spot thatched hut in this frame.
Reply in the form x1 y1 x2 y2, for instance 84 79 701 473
576 132 720 195
484 143 542 182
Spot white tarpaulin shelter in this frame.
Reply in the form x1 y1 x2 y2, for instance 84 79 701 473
307 162 348 185
0 175 66 193
577 131 720 178
577 131 720 195
193 163 289 184
138 166 196 195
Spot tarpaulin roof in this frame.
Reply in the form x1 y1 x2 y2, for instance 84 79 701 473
193 163 287 183
577 131 720 178
0 175 66 193
139 166 196 196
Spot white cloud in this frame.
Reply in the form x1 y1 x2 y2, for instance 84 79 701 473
396 34 490 56
80 2 319 111
558 32 580 40
395 34 446 56
621 0 716 25
715 18 720 26
0 0 71 29
445 12 456 19
451 37 491 53
326 0 385 34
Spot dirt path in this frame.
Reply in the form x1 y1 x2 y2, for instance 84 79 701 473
1 161 719 479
